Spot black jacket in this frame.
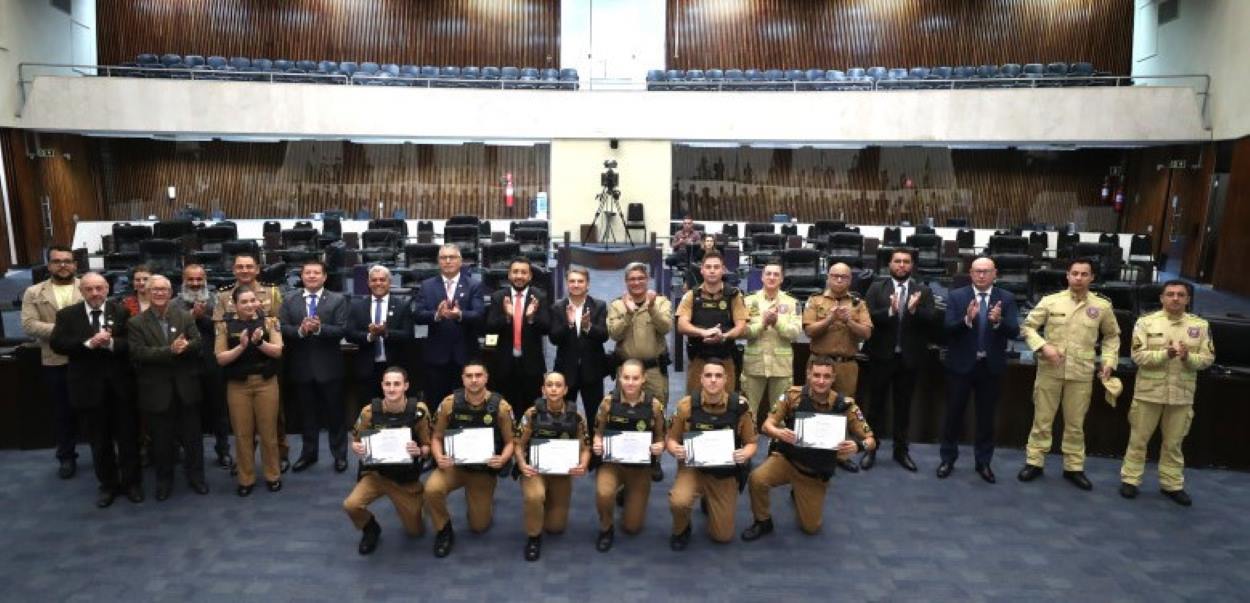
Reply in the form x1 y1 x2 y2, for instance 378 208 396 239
49 300 134 409
346 293 414 376
485 287 551 376
864 278 940 367
548 295 609 384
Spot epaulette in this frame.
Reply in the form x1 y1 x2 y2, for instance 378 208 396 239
1090 291 1112 304
218 283 238 292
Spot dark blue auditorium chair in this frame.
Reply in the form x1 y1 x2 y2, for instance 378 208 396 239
974 64 999 87
763 68 785 91
159 53 182 67
419 65 440 86
741 68 765 90
137 53 159 66
997 63 1022 87
318 60 340 83
1041 62 1068 87
646 69 666 90
228 56 252 80
664 69 686 91
500 66 521 88
685 69 707 90
907 67 929 88
378 63 400 84
704 68 723 84
514 67 540 89
820 69 847 90
723 68 745 89
1068 61 1095 85
926 66 952 88
865 66 887 84
480 66 501 88
272 59 292 72
434 65 460 88
539 68 561 89
338 61 359 82
880 67 908 89
398 64 420 85
846 67 872 90
1021 63 1045 85
356 61 380 84
461 65 482 86
803 69 825 89
784 69 807 90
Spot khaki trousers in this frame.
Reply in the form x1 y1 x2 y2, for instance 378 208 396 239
834 360 859 399
596 463 653 533
741 374 792 419
686 357 737 397
1120 401 1194 491
424 467 498 533
644 367 669 405
748 453 828 534
1025 374 1092 471
669 466 740 543
226 375 280 485
521 474 573 536
343 472 425 535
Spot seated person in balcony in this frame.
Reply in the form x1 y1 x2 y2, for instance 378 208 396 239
665 214 703 268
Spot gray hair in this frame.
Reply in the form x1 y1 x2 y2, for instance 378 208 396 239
439 243 461 257
566 264 590 281
367 264 392 279
624 262 649 278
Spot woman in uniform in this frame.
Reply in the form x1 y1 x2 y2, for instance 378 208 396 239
514 372 590 561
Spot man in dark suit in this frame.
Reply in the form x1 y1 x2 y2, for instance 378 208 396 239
938 257 1020 483
127 274 207 500
862 248 939 472
485 256 550 418
347 264 414 410
414 244 485 405
548 265 609 430
50 272 141 508
279 260 351 473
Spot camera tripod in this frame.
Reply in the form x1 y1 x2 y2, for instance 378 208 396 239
591 186 633 246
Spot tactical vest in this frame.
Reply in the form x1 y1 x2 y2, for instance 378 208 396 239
222 316 279 381
524 399 582 464
448 389 505 473
774 387 846 481
686 391 745 479
686 286 740 359
362 398 426 483
604 392 657 435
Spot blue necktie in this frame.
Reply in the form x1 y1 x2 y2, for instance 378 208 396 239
977 292 990 354
374 297 386 361
307 292 318 317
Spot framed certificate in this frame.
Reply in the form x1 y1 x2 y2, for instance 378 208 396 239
603 431 653 465
794 412 846 451
444 427 496 465
683 429 736 467
529 438 581 475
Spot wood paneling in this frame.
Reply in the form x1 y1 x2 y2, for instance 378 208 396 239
667 0 1133 73
0 130 104 264
1212 137 1250 297
98 0 560 68
97 139 549 221
1121 144 1214 274
672 146 1125 231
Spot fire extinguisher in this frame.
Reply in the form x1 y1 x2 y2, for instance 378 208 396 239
505 172 514 208
1113 184 1125 213
1100 176 1111 204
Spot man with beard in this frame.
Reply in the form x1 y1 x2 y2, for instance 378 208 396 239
484 257 550 419
21 245 82 478
181 264 231 468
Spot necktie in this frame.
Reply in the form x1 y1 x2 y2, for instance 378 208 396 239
445 279 455 303
307 292 318 317
977 292 990 353
513 291 524 355
895 282 907 351
90 309 102 332
374 297 386 361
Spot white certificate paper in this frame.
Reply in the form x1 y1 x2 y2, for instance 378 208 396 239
364 428 414 465
794 413 846 451
445 427 496 465
603 431 653 465
684 429 736 467
530 438 581 475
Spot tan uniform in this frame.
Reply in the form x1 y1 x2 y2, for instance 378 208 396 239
515 402 590 537
424 392 515 533
215 317 284 485
607 294 674 403
594 394 667 533
749 386 872 533
1021 290 1120 471
1120 311 1215 490
802 289 871 397
342 400 432 535
213 281 290 460
741 290 802 419
668 393 758 543
676 285 750 395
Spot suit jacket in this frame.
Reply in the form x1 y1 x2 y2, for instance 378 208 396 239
49 300 133 409
128 305 202 413
548 295 609 384
413 274 485 366
943 285 1021 376
864 277 940 366
346 293 414 376
20 277 82 365
278 288 350 383
485 286 551 376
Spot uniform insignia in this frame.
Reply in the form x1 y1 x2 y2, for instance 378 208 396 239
1188 327 1200 338
1086 307 1099 319
636 419 647 431
484 414 494 425
718 300 727 310
778 304 790 313
855 409 864 421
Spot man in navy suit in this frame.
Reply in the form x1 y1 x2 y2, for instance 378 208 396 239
414 244 485 406
938 257 1020 483
347 264 414 411
279 260 351 473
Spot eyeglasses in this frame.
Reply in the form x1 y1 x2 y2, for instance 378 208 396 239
49 259 75 265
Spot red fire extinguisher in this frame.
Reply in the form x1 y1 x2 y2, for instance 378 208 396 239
1113 184 1125 213
505 172 514 208
1100 176 1110 203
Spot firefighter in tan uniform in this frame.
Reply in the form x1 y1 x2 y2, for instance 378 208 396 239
741 263 802 427
1119 282 1214 506
514 372 590 561
1018 258 1120 490
741 355 876 540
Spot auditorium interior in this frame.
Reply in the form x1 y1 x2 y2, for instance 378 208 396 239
1 1 1249 600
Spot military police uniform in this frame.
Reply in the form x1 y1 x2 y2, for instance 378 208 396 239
343 398 432 538
676 284 749 395
741 290 802 421
668 392 757 544
214 281 291 463
748 386 872 534
1120 310 1215 492
516 399 589 538
425 390 515 535
214 316 283 487
594 393 667 536
802 289 871 398
607 295 674 404
1021 290 1120 471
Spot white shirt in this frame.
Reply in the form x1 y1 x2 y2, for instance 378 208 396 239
368 293 390 340
301 288 324 337
965 286 998 329
888 278 911 317
82 302 114 350
568 297 586 334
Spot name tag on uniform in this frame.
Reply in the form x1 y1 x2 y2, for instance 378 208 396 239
414 325 429 339
484 334 499 348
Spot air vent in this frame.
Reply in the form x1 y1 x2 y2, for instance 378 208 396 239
1158 0 1179 25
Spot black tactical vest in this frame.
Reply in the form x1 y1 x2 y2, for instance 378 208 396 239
686 391 745 479
362 398 426 483
774 387 846 481
604 393 657 434
685 286 739 359
524 399 582 465
448 389 505 473
223 316 279 381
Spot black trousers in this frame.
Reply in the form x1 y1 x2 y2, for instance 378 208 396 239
198 359 230 454
425 362 464 410
296 379 347 462
80 388 141 491
493 355 544 420
42 365 78 461
354 362 388 412
940 360 1002 466
868 354 919 451
566 372 605 437
147 395 204 486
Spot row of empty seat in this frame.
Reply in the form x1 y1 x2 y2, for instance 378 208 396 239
116 54 580 89
647 62 1114 91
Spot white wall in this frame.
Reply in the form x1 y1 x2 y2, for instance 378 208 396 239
1133 0 1250 140
561 0 665 88
549 140 671 242
0 0 96 126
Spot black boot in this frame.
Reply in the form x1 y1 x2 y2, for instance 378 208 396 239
596 526 615 552
651 457 664 482
740 518 774 542
358 517 381 555
858 449 876 471
524 535 542 561
433 523 455 558
670 526 692 551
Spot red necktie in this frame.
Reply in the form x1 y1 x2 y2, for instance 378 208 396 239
512 291 524 354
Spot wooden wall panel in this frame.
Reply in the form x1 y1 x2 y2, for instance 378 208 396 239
97 0 560 68
97 139 549 221
667 0 1133 73
0 130 104 264
1212 137 1250 297
672 146 1125 231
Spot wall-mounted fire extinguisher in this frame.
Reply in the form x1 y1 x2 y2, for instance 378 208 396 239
505 172 514 208
1113 184 1125 213
1100 175 1111 204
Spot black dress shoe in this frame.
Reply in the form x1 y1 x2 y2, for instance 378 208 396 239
433 524 455 558
58 458 77 480
280 457 291 474
1162 489 1192 507
740 518 774 542
936 462 954 479
1062 471 1092 491
334 458 349 473
859 449 877 471
359 517 381 555
266 480 282 492
975 464 996 484
155 483 172 501
524 536 542 561
292 457 317 473
216 451 234 469
237 484 254 497
1017 465 1044 482
837 458 860 474
96 489 116 508
189 481 210 495
1119 483 1139 499
894 451 918 472
670 526 691 552
125 484 145 503
596 527 615 552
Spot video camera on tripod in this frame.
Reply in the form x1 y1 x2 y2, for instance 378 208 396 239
592 159 632 245
601 160 620 199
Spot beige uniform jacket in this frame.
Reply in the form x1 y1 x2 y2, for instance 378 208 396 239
1130 311 1215 405
1021 290 1120 381
742 290 801 377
